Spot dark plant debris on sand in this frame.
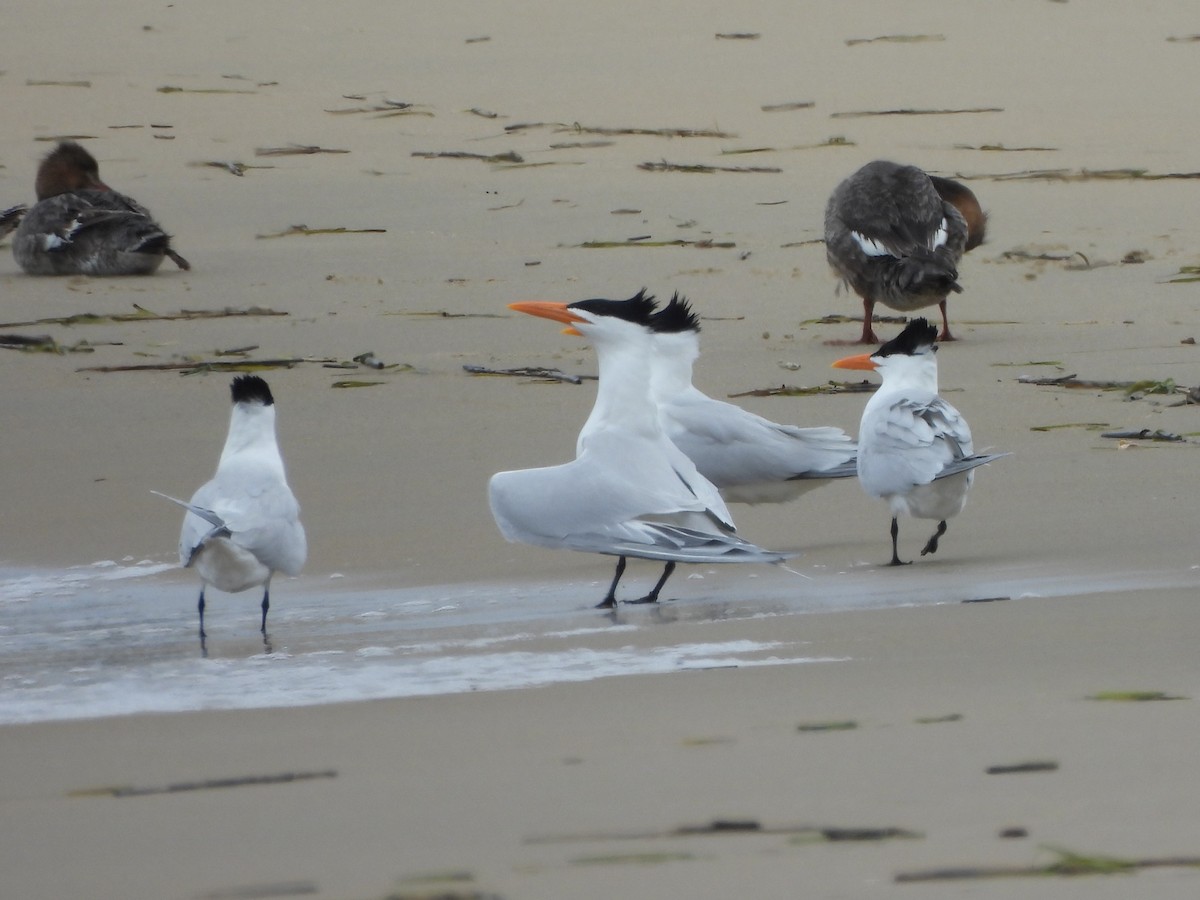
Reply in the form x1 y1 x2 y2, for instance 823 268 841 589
986 761 1059 775
639 160 781 174
527 818 919 844
464 364 592 384
730 381 877 398
254 144 350 156
0 305 286 329
963 168 1200 182
573 238 737 249
896 846 1200 882
1021 373 1200 406
70 769 337 798
832 106 1002 119
256 225 387 239
845 33 945 46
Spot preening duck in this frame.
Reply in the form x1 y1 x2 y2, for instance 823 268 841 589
825 160 985 344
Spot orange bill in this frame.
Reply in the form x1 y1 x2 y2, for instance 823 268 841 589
508 301 587 336
831 353 878 371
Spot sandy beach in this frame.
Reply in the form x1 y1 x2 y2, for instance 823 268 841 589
3 0 1200 897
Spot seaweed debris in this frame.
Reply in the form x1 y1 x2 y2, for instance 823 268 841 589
639 160 781 174
832 107 1002 118
729 381 876 398
71 769 336 798
0 305 287 329
412 150 524 164
527 818 919 844
463 365 591 384
574 238 737 249
255 225 386 238
845 33 946 46
255 144 349 156
896 846 1200 882
964 168 1200 182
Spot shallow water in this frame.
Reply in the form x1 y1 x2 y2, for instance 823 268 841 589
0 557 1192 725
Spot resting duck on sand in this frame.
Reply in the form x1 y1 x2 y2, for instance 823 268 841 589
824 160 985 344
12 142 190 275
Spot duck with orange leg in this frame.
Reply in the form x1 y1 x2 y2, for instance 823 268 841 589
825 160 986 344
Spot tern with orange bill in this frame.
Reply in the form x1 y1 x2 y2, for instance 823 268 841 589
488 291 788 608
832 318 1006 566
825 160 986 344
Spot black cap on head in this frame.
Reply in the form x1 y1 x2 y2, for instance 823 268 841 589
569 288 657 325
649 293 701 334
230 374 275 406
875 317 938 358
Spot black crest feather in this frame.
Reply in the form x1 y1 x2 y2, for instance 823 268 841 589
875 317 938 358
649 293 701 334
230 374 275 406
569 288 658 325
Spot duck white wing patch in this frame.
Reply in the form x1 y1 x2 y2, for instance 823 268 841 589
42 216 83 251
851 230 893 258
930 217 949 250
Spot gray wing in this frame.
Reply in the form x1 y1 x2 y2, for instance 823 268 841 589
14 190 185 274
564 523 792 564
155 474 306 575
0 204 26 239
826 161 963 259
862 396 975 490
151 490 230 566
195 474 305 575
662 392 857 486
488 424 784 562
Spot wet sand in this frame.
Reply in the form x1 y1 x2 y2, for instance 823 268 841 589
3 0 1200 897
6 587 1200 899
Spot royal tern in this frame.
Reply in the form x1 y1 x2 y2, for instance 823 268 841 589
13 142 190 276
832 318 1005 566
153 375 305 648
488 291 788 608
647 293 858 504
825 160 986 344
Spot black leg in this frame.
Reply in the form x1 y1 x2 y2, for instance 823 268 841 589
198 587 208 657
921 520 948 557
627 562 676 605
260 587 270 634
887 517 911 566
596 557 627 609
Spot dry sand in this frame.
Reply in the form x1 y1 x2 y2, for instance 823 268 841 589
3 0 1200 897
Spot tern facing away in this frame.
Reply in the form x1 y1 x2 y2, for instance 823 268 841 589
153 375 306 649
488 291 788 608
832 319 1005 566
648 293 857 505
825 160 986 344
